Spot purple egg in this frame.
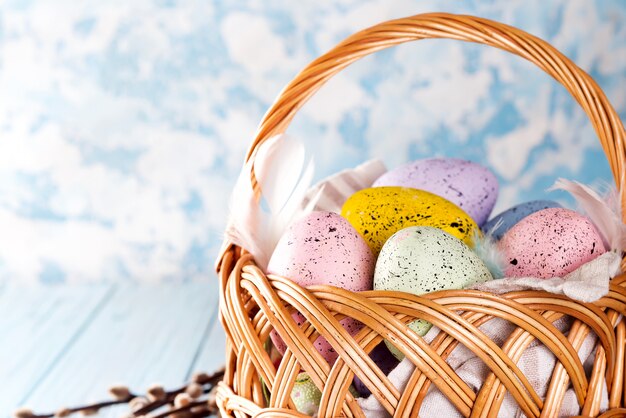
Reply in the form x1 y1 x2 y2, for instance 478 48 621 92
373 158 498 226
353 342 399 397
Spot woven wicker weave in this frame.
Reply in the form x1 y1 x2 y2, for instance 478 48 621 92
215 13 626 418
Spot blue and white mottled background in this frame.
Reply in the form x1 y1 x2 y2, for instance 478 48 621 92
1 0 624 283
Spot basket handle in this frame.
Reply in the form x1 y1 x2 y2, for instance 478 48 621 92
244 12 626 206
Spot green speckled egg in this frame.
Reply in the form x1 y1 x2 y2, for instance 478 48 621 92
341 187 479 254
291 372 322 415
374 226 492 359
289 372 358 414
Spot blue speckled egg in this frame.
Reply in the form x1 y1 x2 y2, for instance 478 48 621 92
373 158 498 226
374 226 493 359
483 200 562 240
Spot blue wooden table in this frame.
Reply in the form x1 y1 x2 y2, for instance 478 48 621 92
0 283 225 417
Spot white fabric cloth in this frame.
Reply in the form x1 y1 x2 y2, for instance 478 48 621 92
357 253 621 417
469 251 622 303
301 159 386 213
358 318 607 417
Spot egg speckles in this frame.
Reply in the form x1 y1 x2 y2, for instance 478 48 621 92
499 208 606 278
374 226 492 358
268 211 374 290
341 186 479 254
374 226 492 297
268 211 375 364
483 200 562 240
289 372 358 414
373 158 498 226
291 372 322 415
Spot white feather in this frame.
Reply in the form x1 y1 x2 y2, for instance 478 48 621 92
482 217 506 239
471 228 506 279
223 144 269 267
255 137 306 214
224 134 319 270
548 178 626 251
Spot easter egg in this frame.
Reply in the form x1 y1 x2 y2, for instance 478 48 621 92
268 211 374 290
499 208 606 278
268 211 375 364
290 372 358 413
373 158 498 226
269 340 283 369
374 226 492 359
291 372 322 415
353 342 399 397
483 200 562 240
341 187 479 254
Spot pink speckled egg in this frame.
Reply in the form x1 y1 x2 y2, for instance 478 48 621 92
373 158 498 226
268 211 375 364
499 208 606 278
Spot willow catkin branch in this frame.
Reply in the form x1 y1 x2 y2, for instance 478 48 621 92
13 368 225 418
151 400 207 418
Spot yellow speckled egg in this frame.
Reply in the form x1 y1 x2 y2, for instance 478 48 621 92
341 186 479 254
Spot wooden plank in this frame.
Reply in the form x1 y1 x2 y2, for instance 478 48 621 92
0 284 113 414
188 282 223 418
187 281 224 377
20 283 218 417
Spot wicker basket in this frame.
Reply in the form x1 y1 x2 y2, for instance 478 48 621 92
215 13 626 418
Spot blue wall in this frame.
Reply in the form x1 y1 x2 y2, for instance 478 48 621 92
0 0 624 282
